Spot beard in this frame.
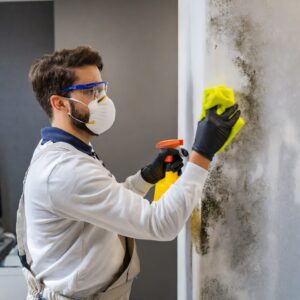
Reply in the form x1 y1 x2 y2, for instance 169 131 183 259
69 101 98 136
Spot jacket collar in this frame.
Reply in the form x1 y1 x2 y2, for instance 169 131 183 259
41 127 93 156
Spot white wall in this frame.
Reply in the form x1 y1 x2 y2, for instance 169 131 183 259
179 0 300 299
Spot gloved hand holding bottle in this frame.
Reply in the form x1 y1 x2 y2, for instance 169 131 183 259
141 148 189 184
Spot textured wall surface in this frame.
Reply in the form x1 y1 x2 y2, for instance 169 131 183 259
179 0 300 299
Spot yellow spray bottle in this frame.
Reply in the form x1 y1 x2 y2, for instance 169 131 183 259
153 139 184 202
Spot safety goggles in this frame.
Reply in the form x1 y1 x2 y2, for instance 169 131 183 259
60 81 108 100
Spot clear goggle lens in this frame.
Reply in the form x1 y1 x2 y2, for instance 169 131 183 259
79 84 108 100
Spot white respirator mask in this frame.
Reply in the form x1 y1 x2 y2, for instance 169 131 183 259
66 91 116 135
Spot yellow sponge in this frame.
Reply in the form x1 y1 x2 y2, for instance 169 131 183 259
200 85 245 153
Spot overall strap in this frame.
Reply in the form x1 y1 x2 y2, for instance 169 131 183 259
16 143 72 269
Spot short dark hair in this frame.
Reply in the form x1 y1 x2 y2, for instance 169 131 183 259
29 46 103 119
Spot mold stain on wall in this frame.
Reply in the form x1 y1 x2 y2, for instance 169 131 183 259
191 0 267 298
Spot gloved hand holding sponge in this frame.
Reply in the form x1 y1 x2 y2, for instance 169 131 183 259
192 85 245 161
141 85 245 185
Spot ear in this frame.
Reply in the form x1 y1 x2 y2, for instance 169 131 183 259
50 95 70 113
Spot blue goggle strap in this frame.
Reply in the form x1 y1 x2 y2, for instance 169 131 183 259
60 81 108 93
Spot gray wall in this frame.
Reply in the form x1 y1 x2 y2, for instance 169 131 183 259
55 0 178 299
0 1 54 232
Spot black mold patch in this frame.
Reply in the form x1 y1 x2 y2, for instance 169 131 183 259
209 0 232 17
197 0 266 298
199 0 263 255
233 16 256 55
230 182 265 271
209 17 224 37
201 278 237 300
198 164 228 255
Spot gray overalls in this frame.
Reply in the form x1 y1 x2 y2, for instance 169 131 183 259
16 145 140 300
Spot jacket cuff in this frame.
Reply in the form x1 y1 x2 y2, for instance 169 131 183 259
130 170 154 195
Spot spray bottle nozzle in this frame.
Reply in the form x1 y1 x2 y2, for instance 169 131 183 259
156 139 184 162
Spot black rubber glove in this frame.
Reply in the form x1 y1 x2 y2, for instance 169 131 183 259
192 104 241 161
141 148 189 184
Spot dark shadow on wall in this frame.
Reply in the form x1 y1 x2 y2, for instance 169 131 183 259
0 1 54 232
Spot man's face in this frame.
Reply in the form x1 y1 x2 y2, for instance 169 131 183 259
67 65 103 136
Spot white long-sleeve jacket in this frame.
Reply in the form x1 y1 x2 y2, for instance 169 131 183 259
24 141 207 298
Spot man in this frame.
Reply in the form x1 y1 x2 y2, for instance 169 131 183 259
16 46 240 300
